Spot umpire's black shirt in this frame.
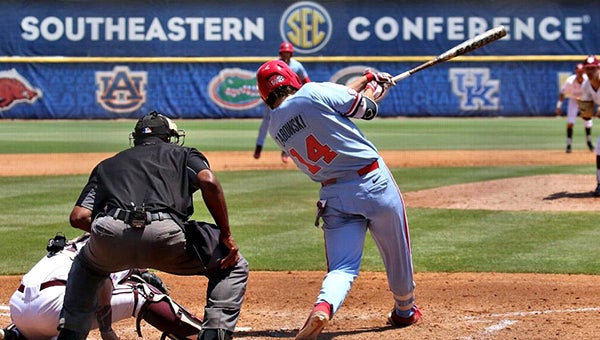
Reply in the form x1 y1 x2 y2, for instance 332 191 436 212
76 136 210 220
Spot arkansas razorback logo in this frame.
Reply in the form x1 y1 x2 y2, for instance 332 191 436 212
0 69 41 111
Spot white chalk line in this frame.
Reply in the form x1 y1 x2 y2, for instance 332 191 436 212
484 319 517 333
0 304 9 317
460 307 600 339
463 306 600 321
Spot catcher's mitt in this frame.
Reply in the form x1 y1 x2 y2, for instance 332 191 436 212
130 269 170 295
578 99 595 119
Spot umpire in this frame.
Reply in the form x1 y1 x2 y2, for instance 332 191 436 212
57 111 248 340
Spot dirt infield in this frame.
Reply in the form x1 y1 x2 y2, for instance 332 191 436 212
1 150 600 339
0 149 596 176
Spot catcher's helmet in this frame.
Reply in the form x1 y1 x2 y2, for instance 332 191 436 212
256 60 303 102
583 55 599 68
279 42 294 54
131 111 185 145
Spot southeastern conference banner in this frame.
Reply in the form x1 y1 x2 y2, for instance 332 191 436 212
0 0 597 118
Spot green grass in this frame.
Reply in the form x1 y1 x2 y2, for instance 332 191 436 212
0 117 573 153
1 165 598 275
0 118 599 275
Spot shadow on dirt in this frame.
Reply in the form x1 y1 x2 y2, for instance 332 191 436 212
235 325 396 338
543 191 598 200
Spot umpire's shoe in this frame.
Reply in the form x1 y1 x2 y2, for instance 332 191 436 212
387 305 422 328
198 329 232 340
594 183 600 197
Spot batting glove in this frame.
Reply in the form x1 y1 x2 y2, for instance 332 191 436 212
363 69 396 86
365 81 386 102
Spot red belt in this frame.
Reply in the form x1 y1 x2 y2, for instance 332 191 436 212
18 279 67 293
321 160 380 187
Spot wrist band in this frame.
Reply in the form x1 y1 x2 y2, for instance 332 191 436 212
556 100 562 109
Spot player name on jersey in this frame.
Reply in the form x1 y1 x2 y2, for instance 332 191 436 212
274 114 307 146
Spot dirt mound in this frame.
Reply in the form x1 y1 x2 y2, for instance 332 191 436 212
405 174 600 211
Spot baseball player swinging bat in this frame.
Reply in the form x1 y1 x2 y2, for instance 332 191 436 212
392 25 507 83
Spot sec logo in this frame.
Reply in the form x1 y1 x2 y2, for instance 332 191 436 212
279 1 332 54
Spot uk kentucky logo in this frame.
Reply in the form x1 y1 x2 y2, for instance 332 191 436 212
96 66 147 113
449 68 500 111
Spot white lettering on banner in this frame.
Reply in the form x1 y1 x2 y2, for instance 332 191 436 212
348 15 589 41
105 18 126 41
20 16 264 42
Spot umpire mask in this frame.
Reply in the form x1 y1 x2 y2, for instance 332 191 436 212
130 111 185 146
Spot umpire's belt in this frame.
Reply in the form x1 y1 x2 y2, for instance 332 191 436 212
107 208 173 225
18 279 67 293
321 159 380 187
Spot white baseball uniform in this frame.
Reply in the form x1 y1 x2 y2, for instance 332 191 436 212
580 76 600 186
560 73 589 124
8 237 142 340
580 77 600 104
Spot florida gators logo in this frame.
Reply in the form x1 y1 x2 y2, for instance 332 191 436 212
208 68 262 110
96 66 147 113
0 69 41 111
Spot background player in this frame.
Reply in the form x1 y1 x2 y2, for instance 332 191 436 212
578 55 600 195
256 60 420 340
253 42 311 163
556 63 593 153
0 232 202 340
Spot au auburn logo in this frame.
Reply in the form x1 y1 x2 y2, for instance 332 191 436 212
96 66 147 113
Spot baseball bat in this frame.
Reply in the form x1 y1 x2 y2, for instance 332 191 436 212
392 25 507 83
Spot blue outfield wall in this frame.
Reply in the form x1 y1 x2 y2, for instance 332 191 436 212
0 0 597 118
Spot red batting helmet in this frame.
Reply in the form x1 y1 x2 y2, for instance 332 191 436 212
279 42 294 54
583 55 599 68
256 60 302 101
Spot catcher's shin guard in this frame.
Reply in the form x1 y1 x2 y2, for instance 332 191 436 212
135 282 203 339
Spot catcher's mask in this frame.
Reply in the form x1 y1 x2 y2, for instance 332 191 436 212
130 111 185 146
